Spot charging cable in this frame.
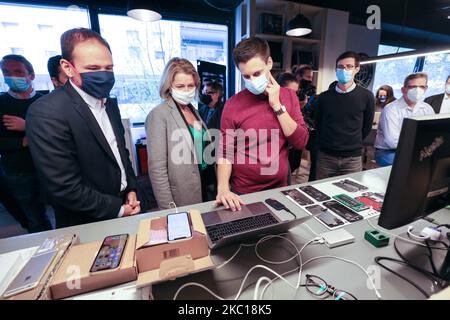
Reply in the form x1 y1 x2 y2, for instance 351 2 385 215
169 202 178 213
173 233 381 300
406 226 430 241
366 208 446 250
173 236 320 300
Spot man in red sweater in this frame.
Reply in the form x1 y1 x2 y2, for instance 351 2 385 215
215 37 309 211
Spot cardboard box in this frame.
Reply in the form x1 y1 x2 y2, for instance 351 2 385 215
50 235 137 300
135 210 214 286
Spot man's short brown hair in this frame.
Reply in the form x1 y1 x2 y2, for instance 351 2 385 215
61 28 111 63
0 54 34 74
403 72 428 87
233 36 270 66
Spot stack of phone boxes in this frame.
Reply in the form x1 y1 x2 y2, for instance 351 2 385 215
4 210 213 300
49 210 212 299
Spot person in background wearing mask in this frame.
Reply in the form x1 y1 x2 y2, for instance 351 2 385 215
375 85 396 112
216 37 309 211
374 72 435 167
0 54 52 233
198 81 224 130
424 75 450 114
314 51 374 179
26 28 140 228
47 55 68 89
277 72 303 173
146 57 215 209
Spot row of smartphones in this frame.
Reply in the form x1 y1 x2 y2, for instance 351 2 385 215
3 212 193 297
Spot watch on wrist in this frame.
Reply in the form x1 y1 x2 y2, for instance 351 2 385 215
275 104 286 116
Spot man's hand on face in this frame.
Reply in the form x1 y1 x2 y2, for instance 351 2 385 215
3 115 25 131
265 73 282 110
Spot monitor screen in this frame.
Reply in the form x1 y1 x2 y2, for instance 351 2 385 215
378 114 450 229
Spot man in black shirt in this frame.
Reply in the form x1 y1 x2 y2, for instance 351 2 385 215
0 54 52 232
198 81 224 130
315 51 374 179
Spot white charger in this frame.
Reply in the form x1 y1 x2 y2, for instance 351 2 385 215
320 229 355 248
407 226 442 241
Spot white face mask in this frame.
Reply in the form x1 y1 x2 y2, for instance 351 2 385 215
446 85 450 95
171 87 196 105
406 87 425 103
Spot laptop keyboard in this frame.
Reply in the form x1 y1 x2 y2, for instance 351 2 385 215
206 212 279 243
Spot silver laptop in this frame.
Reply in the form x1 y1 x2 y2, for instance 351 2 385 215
202 202 315 250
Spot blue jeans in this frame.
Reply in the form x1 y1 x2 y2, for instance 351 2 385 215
0 170 52 233
375 149 395 167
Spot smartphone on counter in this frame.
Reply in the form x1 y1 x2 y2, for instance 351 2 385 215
3 249 57 297
167 212 192 241
90 234 128 273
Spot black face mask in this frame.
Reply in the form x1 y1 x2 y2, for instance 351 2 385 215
199 93 213 105
300 79 312 89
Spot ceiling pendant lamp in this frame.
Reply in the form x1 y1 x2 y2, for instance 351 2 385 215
285 6 312 37
127 0 162 22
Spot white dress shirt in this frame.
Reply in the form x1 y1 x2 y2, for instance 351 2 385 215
439 94 450 114
375 96 435 150
335 81 356 94
70 80 127 217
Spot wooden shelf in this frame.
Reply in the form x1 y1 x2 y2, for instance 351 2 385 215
254 33 321 46
254 33 285 42
291 37 321 45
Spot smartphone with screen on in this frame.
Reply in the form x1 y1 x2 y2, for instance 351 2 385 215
90 234 128 273
167 212 192 241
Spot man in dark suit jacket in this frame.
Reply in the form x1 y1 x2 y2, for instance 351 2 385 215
26 28 140 228
424 75 450 114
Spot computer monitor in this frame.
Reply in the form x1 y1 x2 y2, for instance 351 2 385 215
378 113 450 282
379 113 450 229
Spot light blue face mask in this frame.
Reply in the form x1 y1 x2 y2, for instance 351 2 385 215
446 85 450 95
243 74 268 95
4 76 30 92
336 69 354 84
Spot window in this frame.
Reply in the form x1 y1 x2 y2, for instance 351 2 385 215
126 30 139 45
0 2 90 92
38 24 53 32
422 52 450 98
98 14 228 123
154 51 165 59
372 45 417 98
10 47 24 55
377 44 414 56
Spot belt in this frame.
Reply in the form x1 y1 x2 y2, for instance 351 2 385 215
375 148 396 152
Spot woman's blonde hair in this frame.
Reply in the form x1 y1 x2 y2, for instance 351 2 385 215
159 57 200 100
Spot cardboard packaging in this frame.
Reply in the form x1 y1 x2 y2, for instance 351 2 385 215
50 235 137 300
135 210 214 287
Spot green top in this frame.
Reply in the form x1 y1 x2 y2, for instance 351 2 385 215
188 125 207 171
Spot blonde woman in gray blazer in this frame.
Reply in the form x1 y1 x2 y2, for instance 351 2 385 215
145 58 215 209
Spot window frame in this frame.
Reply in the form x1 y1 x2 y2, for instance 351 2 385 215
0 0 235 98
